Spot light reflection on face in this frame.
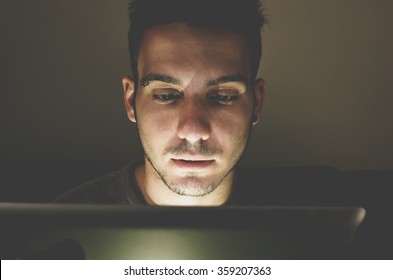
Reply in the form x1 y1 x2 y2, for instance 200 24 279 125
127 23 263 198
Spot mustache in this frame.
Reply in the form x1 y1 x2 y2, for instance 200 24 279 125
164 141 223 157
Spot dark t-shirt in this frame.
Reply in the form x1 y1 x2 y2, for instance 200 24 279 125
53 163 343 206
53 163 145 204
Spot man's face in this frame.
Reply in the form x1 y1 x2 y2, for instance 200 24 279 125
124 23 264 197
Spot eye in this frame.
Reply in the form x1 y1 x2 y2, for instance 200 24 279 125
209 92 239 105
152 93 181 104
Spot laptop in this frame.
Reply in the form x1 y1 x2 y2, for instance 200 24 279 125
0 203 365 259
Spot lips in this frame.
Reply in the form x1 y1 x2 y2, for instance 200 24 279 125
171 159 215 169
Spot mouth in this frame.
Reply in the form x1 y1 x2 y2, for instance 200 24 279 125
171 158 215 169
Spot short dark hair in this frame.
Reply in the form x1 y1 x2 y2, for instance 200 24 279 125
127 0 267 81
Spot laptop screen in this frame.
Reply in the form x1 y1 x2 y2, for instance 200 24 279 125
0 203 365 259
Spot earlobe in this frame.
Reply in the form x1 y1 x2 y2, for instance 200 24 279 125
252 78 266 125
122 76 137 123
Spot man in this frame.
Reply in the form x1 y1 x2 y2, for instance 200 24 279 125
54 0 267 205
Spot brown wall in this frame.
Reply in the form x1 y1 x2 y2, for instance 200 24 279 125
2 0 392 171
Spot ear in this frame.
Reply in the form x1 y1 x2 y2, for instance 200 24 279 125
252 78 266 125
122 76 137 123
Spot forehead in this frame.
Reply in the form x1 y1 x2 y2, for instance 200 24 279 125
137 23 251 81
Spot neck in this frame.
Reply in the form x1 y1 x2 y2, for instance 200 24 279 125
134 161 235 206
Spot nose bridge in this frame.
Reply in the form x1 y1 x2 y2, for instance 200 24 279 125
177 96 210 143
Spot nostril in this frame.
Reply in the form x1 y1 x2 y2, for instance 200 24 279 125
177 100 211 143
177 118 211 143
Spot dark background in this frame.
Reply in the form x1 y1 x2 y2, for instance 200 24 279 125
1 0 392 201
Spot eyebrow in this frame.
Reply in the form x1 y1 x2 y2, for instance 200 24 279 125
139 74 181 88
207 75 249 88
139 73 248 88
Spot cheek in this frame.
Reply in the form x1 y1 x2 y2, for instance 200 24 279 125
212 108 252 144
137 105 177 144
216 98 253 129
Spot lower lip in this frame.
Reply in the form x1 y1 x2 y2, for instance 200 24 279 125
171 159 215 169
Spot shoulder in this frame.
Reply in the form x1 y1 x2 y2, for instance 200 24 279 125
232 166 393 206
53 163 145 204
231 165 342 205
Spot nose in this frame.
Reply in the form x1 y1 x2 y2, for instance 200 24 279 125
177 99 211 144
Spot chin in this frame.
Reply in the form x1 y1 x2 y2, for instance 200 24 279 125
167 177 219 197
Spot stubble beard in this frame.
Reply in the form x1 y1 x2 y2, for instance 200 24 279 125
138 123 253 197
144 141 228 197
145 154 223 197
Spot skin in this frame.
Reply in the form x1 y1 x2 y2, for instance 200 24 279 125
122 23 265 206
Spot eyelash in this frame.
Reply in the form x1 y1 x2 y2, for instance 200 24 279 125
152 92 239 105
152 93 181 104
209 93 239 105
